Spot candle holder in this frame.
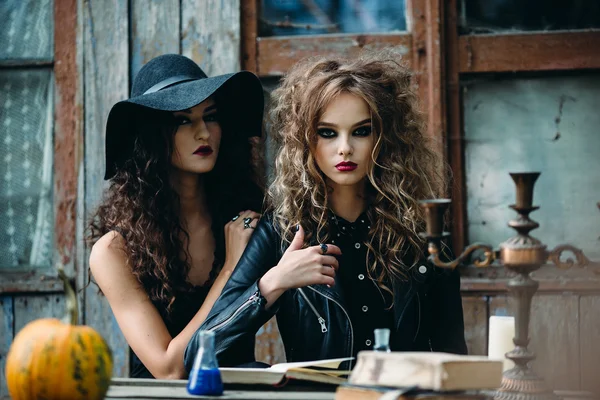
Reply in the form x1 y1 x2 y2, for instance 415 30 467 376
419 172 598 400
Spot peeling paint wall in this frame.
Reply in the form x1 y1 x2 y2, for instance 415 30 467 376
464 74 600 260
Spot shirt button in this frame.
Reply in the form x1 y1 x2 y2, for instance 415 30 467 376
362 305 368 312
365 339 372 346
358 274 365 280
354 243 361 249
419 265 427 274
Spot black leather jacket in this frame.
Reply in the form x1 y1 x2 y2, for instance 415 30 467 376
184 215 467 371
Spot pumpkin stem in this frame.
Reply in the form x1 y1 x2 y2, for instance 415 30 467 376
57 265 79 325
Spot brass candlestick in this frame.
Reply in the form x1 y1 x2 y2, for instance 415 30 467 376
420 172 596 400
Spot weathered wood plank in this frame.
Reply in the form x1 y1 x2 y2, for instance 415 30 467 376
0 296 14 399
256 34 412 76
240 0 258 72
181 0 241 75
255 318 286 365
458 31 600 73
461 296 488 356
75 0 87 331
490 294 580 391
444 0 466 255
579 296 600 395
461 277 600 293
460 264 600 283
54 0 82 276
0 273 64 293
83 0 130 378
407 0 446 157
13 294 66 332
530 294 580 391
130 0 180 80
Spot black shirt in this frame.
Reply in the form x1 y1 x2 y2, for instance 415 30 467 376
329 211 394 356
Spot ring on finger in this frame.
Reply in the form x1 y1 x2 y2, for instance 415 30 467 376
243 217 254 229
320 243 328 255
231 214 240 222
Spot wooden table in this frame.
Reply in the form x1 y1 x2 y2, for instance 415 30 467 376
107 379 497 400
108 379 597 400
108 378 335 399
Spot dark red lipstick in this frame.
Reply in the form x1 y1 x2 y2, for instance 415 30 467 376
335 161 357 171
194 145 213 156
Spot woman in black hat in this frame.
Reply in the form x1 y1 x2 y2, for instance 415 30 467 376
87 54 265 379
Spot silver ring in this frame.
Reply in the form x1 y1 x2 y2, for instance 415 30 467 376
320 243 328 255
243 217 254 229
232 215 240 222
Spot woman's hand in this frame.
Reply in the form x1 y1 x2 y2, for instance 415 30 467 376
223 210 261 271
258 225 341 306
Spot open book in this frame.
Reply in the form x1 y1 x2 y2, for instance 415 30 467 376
111 357 352 393
220 357 353 386
349 352 503 391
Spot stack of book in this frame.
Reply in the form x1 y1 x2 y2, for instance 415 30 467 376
336 351 503 399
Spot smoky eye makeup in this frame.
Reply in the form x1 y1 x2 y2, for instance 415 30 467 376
173 115 191 126
203 111 219 123
317 128 337 138
353 125 372 136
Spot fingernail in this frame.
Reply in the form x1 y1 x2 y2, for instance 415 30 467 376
295 224 300 232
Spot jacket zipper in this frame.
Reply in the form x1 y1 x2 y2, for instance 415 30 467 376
209 291 260 332
297 288 328 332
307 286 354 367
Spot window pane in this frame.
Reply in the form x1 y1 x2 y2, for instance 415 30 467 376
464 74 600 261
458 0 600 33
0 69 54 269
260 0 406 37
0 0 54 61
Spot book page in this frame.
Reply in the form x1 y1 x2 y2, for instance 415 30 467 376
268 357 354 373
219 368 285 385
289 367 350 376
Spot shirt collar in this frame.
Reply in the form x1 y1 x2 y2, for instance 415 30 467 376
328 209 371 236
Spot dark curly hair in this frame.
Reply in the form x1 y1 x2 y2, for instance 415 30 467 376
88 100 264 323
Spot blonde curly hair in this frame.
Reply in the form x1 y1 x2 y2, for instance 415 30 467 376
267 49 446 291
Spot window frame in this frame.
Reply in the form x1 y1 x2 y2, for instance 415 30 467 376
445 1 600 256
242 0 600 289
0 0 80 293
242 0 446 153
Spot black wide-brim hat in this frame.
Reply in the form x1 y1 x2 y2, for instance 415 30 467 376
104 54 264 180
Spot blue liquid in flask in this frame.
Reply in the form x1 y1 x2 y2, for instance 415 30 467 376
187 331 224 396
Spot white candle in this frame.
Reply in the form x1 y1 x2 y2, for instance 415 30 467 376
488 315 516 371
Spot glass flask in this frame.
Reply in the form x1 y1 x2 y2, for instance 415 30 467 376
187 330 224 396
373 328 391 352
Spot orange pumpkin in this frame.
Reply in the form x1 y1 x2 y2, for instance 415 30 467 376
5 268 113 400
